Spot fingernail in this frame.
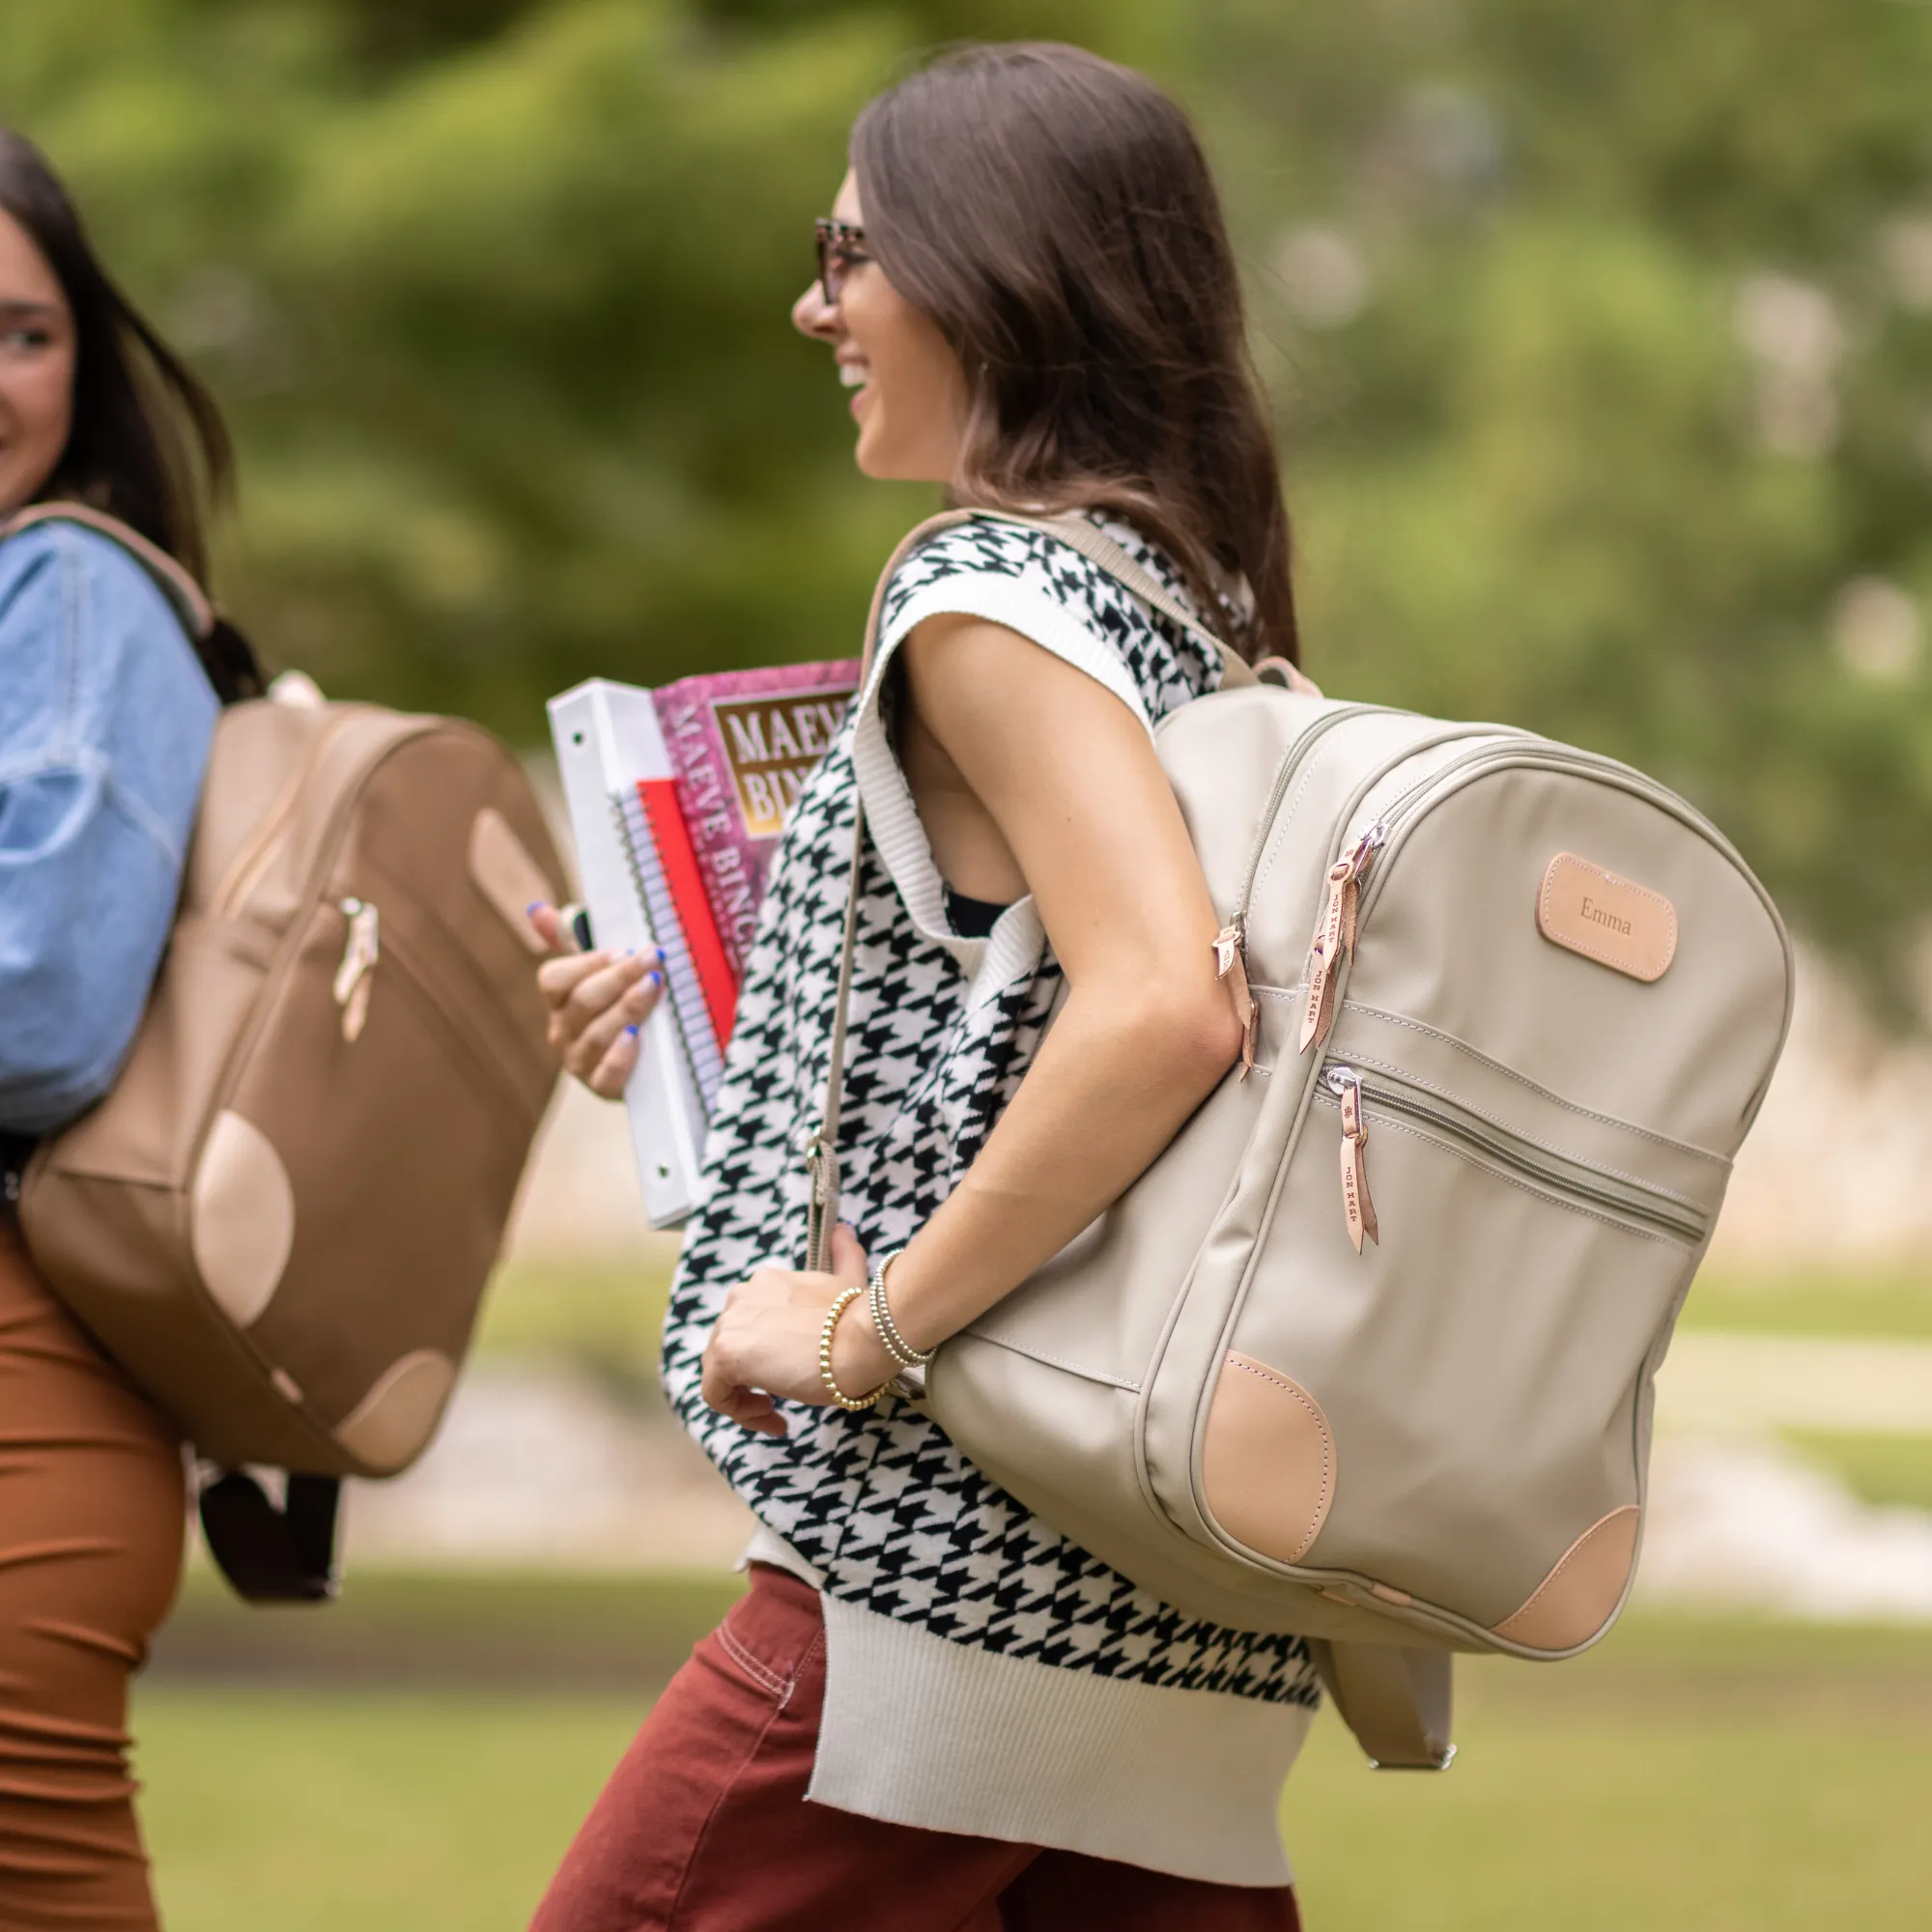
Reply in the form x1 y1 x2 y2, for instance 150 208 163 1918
624 1024 640 1037
526 901 546 916
656 947 667 963
647 970 664 987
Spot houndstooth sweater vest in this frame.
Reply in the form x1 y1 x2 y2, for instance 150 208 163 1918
661 515 1322 1715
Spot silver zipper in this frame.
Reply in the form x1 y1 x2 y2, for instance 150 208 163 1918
1213 707 1375 1067
333 897 381 1042
1321 1062 1708 1246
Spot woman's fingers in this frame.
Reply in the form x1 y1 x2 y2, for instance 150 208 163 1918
536 947 615 1009
700 1333 789 1437
539 949 659 1037
828 1222 869 1287
583 1020 644 1099
722 1387 788 1437
565 970 663 1086
526 901 571 955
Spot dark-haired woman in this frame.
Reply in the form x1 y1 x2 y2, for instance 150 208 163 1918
0 129 257 1929
533 43 1314 1931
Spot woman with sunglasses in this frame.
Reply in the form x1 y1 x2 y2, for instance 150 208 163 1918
532 43 1315 1931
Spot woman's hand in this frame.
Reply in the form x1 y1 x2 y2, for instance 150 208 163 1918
700 1226 899 1437
526 902 665 1097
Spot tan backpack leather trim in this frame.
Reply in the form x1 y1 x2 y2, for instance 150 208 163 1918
1537 852 1678 983
0 500 215 639
1202 1351 1334 1564
189 1111 297 1327
1492 1504 1640 1651
469 807 555 954
334 1350 458 1474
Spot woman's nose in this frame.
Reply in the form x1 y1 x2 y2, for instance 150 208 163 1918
791 281 839 342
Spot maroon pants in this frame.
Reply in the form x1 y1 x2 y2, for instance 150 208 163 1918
531 1564 1302 1931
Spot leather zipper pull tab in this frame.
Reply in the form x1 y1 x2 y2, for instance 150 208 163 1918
333 898 381 1042
1331 1066 1378 1252
1214 924 1257 1079
1297 825 1383 1056
1298 867 1350 1054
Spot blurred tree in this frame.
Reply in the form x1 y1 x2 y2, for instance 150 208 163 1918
1213 0 1932 1014
4 0 1931 1009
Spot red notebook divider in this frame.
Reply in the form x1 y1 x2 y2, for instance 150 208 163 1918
637 779 739 1049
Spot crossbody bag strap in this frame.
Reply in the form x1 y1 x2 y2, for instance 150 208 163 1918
804 509 981 1269
804 507 1253 1268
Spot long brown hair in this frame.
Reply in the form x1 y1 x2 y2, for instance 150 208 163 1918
0 128 261 697
851 43 1297 664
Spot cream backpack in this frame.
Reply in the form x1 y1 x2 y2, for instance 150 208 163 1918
810 512 1794 1768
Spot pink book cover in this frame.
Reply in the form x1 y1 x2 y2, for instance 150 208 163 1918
650 660 863 981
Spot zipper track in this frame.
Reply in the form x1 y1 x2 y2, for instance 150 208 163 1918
214 714 359 916
1229 705 1378 927
1321 1062 1709 1244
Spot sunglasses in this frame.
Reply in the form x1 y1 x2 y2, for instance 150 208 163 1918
814 217 870 306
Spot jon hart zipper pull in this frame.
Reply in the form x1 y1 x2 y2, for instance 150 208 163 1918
1214 923 1257 1078
1297 824 1383 1055
333 897 381 1042
1326 1065 1379 1252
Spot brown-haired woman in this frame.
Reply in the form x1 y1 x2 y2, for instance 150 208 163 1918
0 129 258 1928
531 43 1315 1930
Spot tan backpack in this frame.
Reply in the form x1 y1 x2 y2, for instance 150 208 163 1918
8 507 567 1599
812 512 1794 1768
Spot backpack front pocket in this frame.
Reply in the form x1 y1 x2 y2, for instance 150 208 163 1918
1201 1054 1714 1650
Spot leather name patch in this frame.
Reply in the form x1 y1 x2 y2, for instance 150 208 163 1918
1537 852 1677 983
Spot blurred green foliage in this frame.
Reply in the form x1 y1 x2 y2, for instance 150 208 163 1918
7 1 1932 1006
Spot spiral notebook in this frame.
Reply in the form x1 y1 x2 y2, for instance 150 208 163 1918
547 664 860 1226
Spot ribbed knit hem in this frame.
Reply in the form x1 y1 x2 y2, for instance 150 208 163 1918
740 1528 1309 1886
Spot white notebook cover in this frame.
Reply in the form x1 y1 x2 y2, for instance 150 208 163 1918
546 679 709 1228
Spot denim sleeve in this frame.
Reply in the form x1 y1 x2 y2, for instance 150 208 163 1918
0 526 217 1137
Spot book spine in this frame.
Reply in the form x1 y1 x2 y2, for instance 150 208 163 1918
652 691 762 982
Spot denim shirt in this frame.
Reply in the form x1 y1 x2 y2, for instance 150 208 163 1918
0 523 216 1137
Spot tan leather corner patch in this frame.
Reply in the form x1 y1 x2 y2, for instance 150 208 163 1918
1537 853 1677 983
469 808 554 954
1202 1350 1334 1564
1492 1504 1640 1652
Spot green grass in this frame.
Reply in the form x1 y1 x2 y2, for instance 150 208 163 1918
1783 1431 1932 1512
1680 1266 1932 1341
472 1256 676 1397
152 1566 744 1689
479 1258 1932 1380
134 1605 1932 1932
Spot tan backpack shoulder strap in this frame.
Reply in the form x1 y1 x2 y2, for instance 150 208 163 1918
1 501 216 641
1308 1639 1456 1770
804 505 1297 1269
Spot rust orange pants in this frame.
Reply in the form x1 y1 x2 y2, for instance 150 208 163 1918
0 1216 185 1930
531 1563 1304 1932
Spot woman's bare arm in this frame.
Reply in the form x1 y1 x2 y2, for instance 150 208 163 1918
871 611 1241 1353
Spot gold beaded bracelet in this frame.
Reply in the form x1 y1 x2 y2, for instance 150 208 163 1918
819 1284 893 1412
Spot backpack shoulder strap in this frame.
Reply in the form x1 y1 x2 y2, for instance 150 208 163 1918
807 506 1276 1269
1308 1638 1457 1770
1 501 216 641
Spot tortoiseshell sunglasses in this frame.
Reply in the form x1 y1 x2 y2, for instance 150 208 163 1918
814 217 869 305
